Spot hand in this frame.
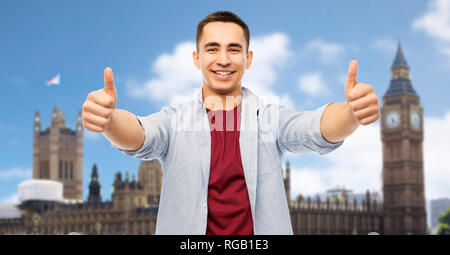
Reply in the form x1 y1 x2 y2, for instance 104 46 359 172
82 67 118 133
344 60 380 125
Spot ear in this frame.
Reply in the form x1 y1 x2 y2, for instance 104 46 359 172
192 50 200 70
245 50 253 69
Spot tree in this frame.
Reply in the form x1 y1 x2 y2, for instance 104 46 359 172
436 206 450 235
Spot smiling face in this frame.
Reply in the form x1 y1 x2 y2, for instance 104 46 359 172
193 22 253 97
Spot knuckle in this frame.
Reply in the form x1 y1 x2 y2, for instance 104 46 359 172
106 98 114 107
87 91 97 99
371 94 378 104
81 113 88 123
370 104 377 112
101 118 109 126
374 105 380 113
82 101 90 111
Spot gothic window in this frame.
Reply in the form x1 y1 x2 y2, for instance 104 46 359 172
59 161 63 179
129 222 134 234
146 221 150 234
64 161 68 179
70 161 73 180
138 221 142 235
42 161 48 179
119 197 123 209
393 144 398 161
389 144 395 161
39 161 43 179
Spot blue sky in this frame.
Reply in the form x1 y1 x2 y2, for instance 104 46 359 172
1 0 450 220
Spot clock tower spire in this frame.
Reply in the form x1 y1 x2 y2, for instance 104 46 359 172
381 42 427 234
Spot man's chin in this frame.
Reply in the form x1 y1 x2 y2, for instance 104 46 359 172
207 83 240 95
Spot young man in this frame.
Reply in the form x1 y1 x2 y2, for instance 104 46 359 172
81 11 379 235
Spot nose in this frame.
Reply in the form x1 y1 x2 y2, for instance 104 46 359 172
216 50 231 66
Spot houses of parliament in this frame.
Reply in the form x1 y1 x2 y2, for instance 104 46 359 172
0 43 427 235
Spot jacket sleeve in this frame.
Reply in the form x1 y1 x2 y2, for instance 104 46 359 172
275 103 344 155
110 106 174 160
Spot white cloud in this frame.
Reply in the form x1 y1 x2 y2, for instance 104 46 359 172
423 111 450 200
0 193 18 204
306 39 345 64
128 41 201 103
242 33 295 108
127 33 295 109
0 167 31 181
413 0 450 57
289 111 450 202
290 121 381 200
371 37 397 53
297 72 330 97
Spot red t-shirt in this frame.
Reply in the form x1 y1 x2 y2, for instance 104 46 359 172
205 104 254 235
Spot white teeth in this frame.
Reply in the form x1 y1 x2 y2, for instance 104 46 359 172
215 71 232 75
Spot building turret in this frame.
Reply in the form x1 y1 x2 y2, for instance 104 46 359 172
112 171 147 210
32 106 83 202
87 164 102 204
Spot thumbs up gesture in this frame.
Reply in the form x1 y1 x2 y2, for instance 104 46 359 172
345 60 380 125
82 67 118 133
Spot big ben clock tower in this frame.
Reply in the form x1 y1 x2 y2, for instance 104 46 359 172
381 43 427 234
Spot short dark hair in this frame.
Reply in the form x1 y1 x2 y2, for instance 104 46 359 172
196 11 250 52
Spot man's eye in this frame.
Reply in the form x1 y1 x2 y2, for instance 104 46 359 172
207 48 217 52
230 48 240 52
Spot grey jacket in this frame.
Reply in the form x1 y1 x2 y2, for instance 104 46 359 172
112 86 343 234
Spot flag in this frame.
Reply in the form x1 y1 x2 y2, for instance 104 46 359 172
46 74 60 86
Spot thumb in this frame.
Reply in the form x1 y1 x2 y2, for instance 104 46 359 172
104 67 117 97
345 60 358 97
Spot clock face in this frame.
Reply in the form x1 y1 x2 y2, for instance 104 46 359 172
410 111 420 129
385 111 400 129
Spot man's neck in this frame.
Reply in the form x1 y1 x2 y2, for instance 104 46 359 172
202 85 243 111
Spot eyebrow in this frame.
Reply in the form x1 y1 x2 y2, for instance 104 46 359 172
204 42 243 49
